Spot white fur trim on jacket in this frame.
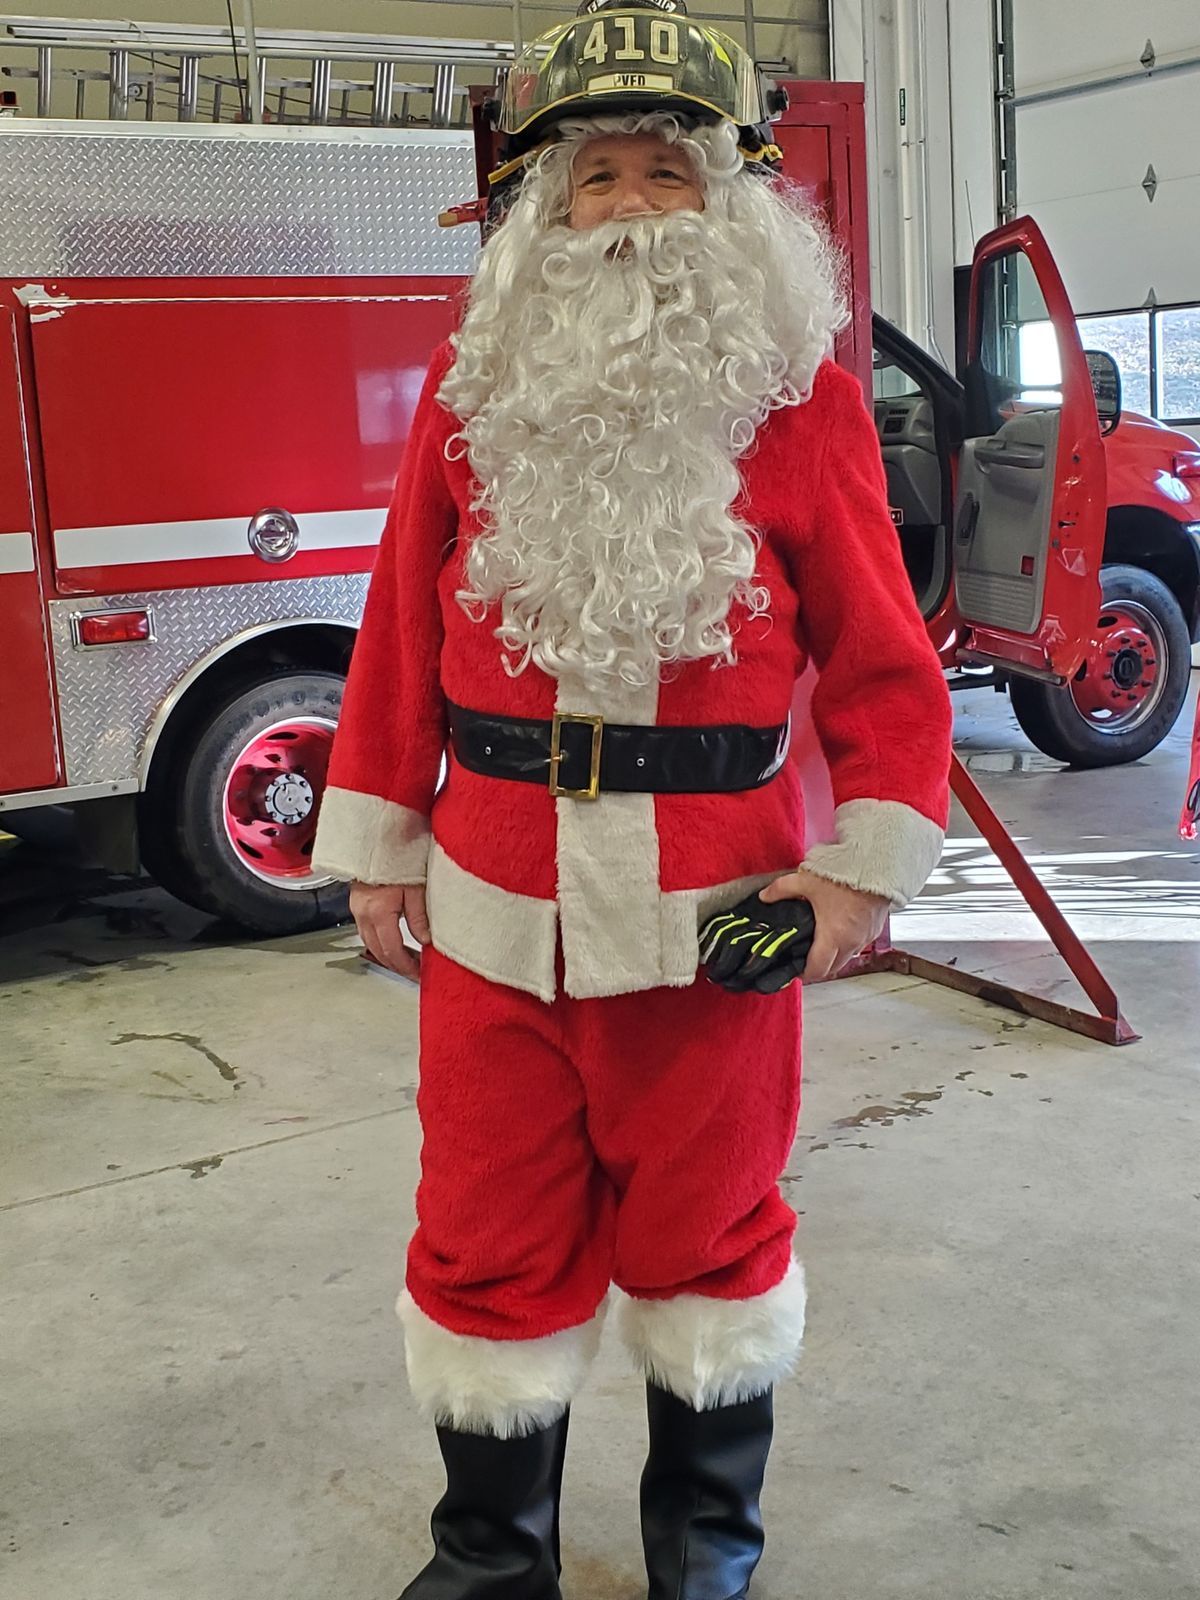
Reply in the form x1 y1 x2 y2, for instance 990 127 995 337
554 673 665 999
617 1262 807 1410
426 840 559 1005
802 797 945 908
420 844 792 1003
311 785 431 885
397 1291 605 1438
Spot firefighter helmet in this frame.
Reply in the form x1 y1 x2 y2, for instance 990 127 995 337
492 0 786 180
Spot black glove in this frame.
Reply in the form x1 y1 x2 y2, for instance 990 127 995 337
699 892 816 995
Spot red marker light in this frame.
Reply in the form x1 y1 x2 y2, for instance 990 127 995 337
76 610 153 646
1020 556 1035 576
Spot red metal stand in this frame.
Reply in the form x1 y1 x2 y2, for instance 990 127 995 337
1181 694 1200 842
850 754 1140 1046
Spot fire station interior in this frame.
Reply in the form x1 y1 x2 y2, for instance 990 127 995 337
3 5 1200 1600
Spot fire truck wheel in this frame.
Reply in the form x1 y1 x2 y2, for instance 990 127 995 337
139 670 350 936
1009 565 1191 768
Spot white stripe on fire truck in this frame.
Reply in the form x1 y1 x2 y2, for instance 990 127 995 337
0 531 36 575
53 508 389 570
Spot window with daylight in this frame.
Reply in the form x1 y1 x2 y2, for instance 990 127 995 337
1075 303 1200 426
1156 307 1200 423
1077 311 1151 417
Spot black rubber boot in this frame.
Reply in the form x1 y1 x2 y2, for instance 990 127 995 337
399 1411 569 1599
640 1383 774 1600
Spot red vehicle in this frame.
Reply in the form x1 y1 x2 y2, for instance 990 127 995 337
873 274 1199 769
1 90 1195 936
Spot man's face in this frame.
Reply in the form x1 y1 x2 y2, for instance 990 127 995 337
568 131 705 230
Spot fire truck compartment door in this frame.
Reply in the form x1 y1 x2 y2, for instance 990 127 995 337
0 304 59 794
955 218 1106 679
27 287 459 592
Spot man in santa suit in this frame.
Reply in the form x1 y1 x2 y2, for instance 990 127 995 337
313 3 952 1594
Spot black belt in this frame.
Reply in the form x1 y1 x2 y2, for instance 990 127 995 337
447 702 790 800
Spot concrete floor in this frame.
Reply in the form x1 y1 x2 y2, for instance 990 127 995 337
2 683 1199 1600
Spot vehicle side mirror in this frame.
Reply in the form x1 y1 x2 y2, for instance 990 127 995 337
1084 349 1122 435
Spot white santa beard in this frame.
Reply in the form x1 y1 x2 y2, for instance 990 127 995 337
445 210 799 691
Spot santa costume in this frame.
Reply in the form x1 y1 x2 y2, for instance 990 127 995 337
313 3 953 1595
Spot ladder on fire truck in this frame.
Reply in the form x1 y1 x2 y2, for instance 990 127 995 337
0 4 809 127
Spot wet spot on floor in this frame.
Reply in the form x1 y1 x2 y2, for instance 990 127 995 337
835 1089 941 1129
978 1522 1012 1536
888 1483 913 1495
86 903 174 940
326 955 369 976
1011 1072 1029 1079
114 1030 237 1084
180 1154 223 1180
48 948 105 969
1130 1532 1179 1563
956 1071 975 1080
963 749 1063 775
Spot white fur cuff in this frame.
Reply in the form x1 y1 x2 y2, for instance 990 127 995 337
311 785 431 885
802 797 945 908
617 1262 807 1411
397 1292 606 1439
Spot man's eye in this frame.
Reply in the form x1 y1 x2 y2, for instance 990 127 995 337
653 169 687 182
583 171 613 186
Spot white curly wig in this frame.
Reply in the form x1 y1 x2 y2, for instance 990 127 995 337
439 112 849 691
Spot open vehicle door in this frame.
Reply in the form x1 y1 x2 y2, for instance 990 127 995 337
955 218 1106 682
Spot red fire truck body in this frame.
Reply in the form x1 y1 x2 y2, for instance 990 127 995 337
1 90 1197 934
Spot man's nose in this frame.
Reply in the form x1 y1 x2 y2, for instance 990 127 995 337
611 180 659 219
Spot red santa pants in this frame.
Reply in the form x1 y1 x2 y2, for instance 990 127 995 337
399 945 807 1436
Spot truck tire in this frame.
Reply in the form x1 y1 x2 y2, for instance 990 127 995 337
1009 565 1190 768
139 670 350 935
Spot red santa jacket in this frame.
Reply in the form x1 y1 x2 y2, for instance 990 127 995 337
313 342 952 1003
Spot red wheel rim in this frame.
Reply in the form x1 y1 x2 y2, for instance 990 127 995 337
1068 599 1167 735
221 716 337 888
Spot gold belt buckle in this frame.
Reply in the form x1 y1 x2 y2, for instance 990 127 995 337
549 712 603 800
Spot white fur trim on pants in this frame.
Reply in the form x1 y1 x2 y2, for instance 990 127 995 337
617 1262 807 1410
397 1292 606 1438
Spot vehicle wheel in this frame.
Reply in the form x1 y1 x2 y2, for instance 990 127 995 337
138 670 350 935
1009 564 1191 767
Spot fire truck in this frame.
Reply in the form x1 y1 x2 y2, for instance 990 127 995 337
2 27 1199 937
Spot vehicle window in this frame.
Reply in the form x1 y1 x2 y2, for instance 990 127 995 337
1077 310 1151 416
976 248 1063 428
1157 306 1200 422
872 348 922 401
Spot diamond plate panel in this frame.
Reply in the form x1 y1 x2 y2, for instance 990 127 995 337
49 575 370 786
0 127 478 277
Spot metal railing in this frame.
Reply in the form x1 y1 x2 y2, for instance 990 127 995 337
0 4 820 127
0 15 514 126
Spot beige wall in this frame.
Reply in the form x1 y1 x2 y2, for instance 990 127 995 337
2 0 828 121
